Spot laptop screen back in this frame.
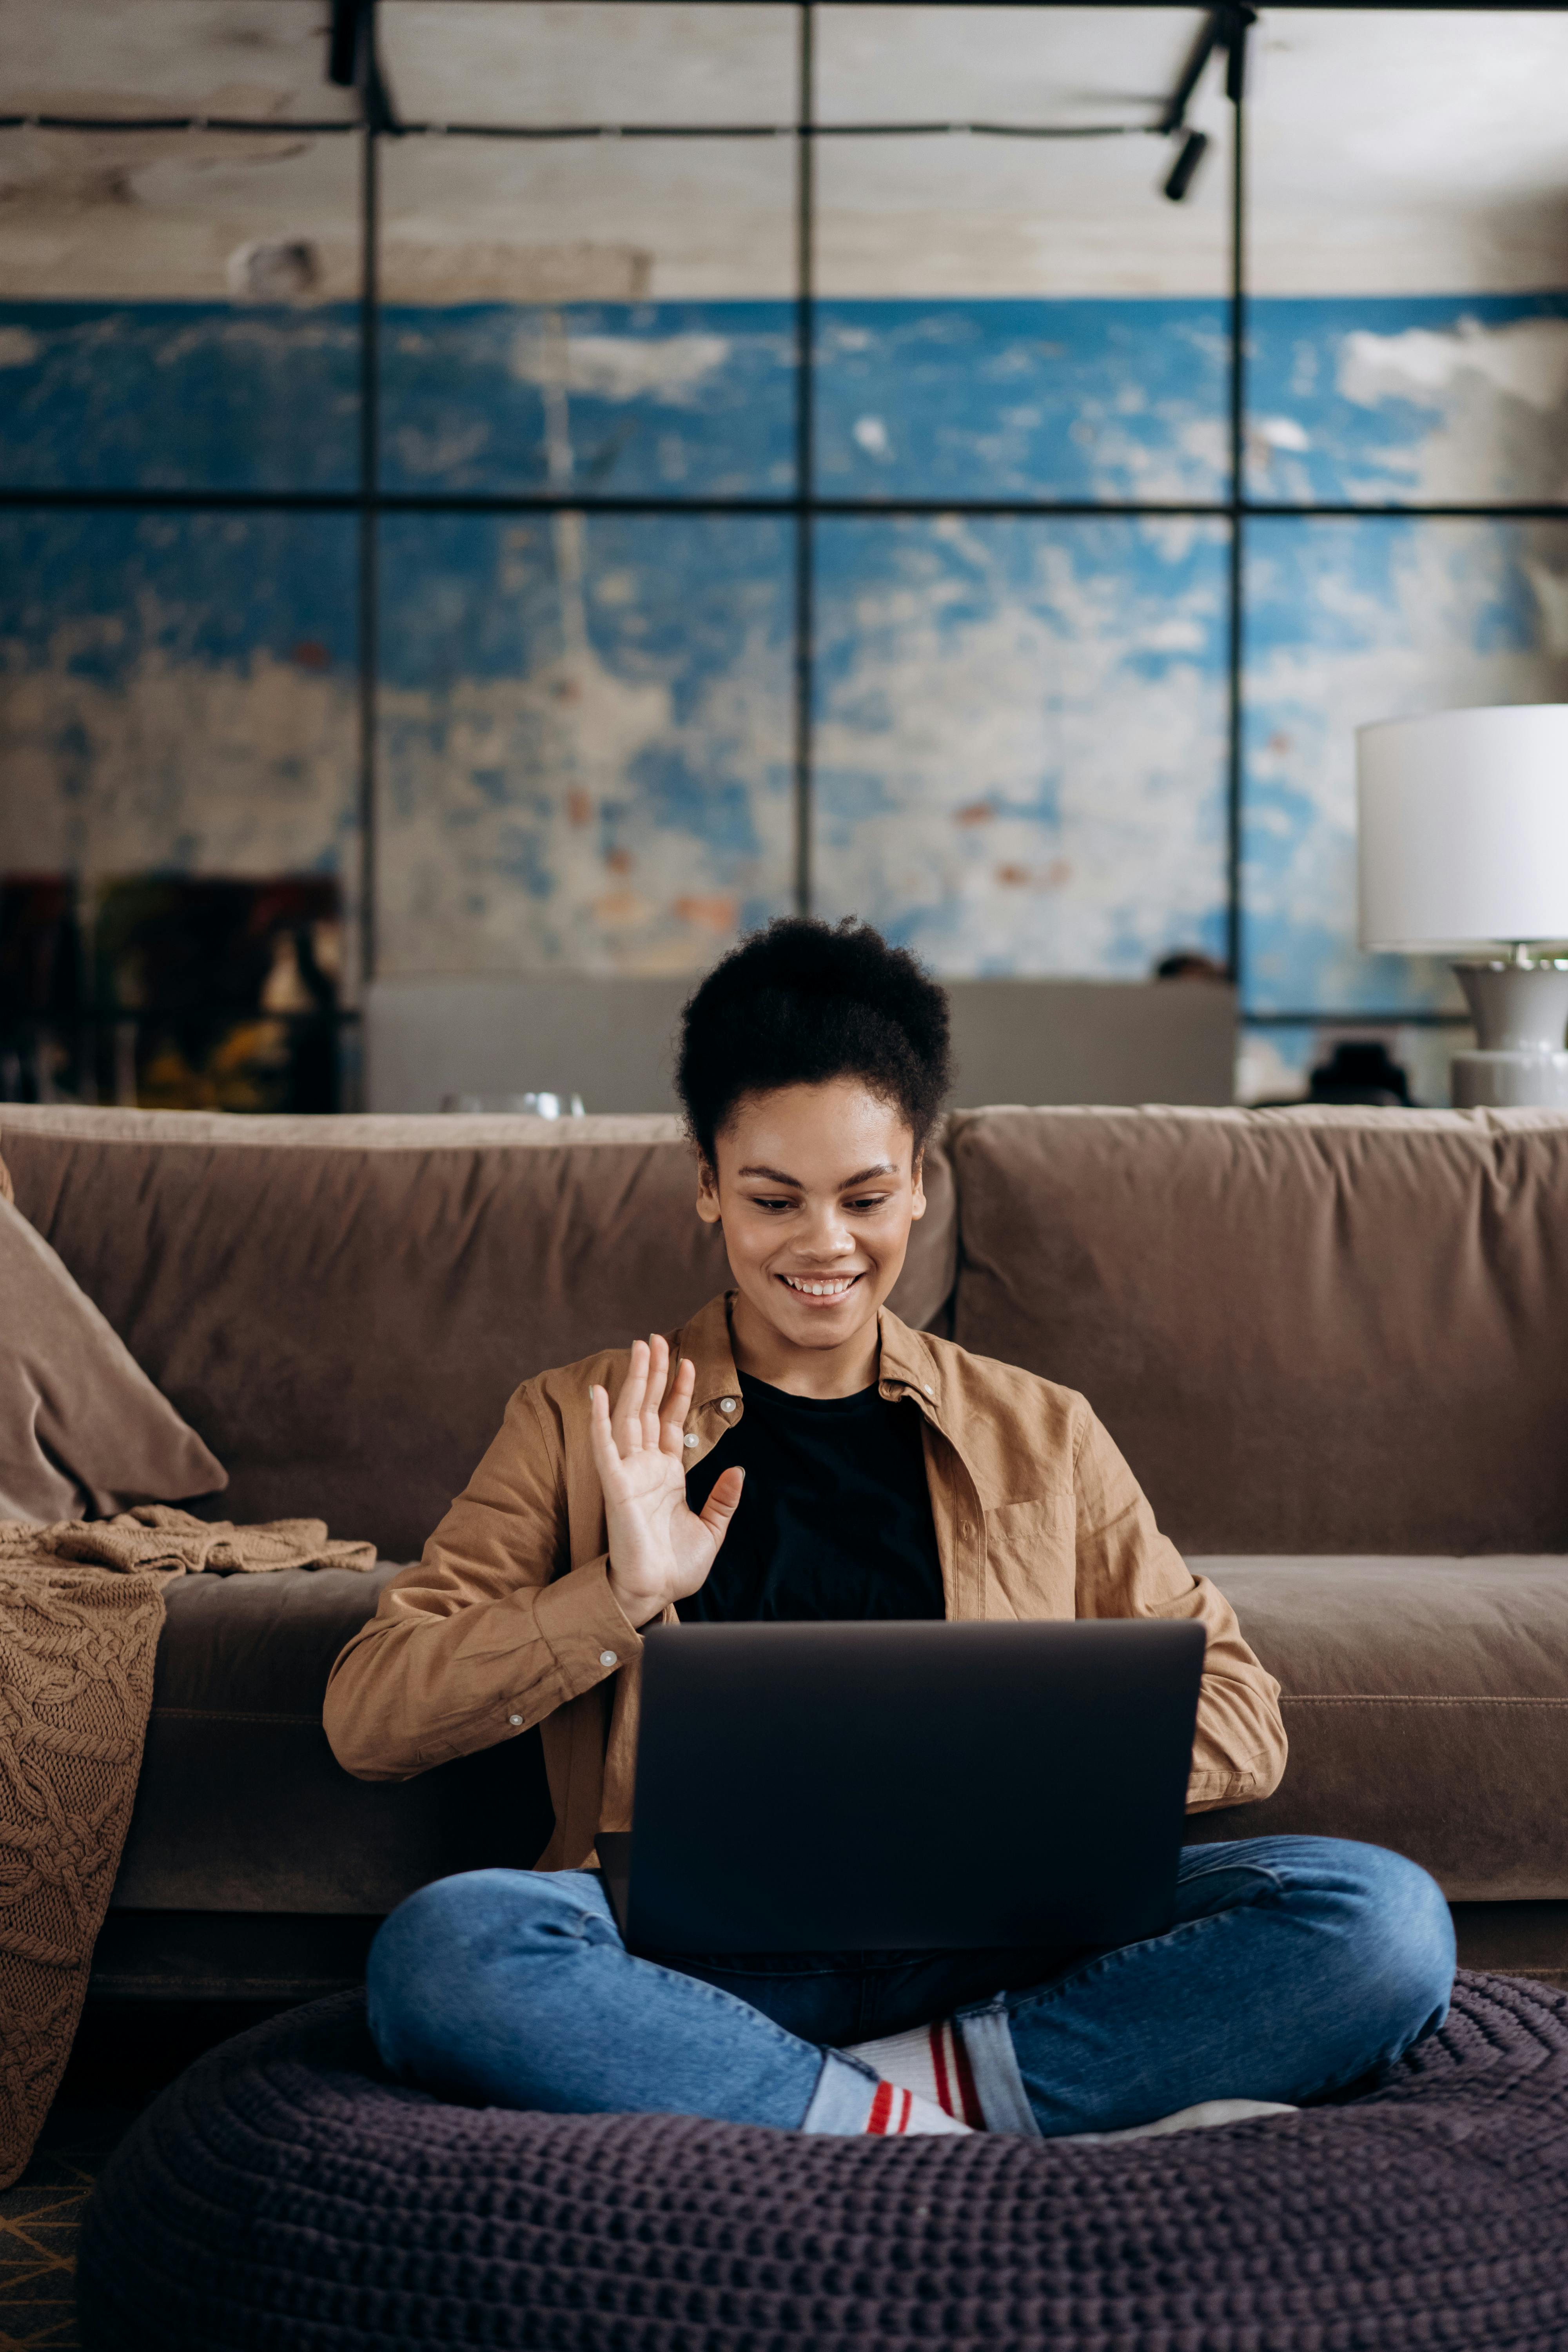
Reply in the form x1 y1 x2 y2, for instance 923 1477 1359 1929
618 1619 1204 1954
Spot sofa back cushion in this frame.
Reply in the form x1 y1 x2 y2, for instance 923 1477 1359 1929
950 1104 1568 1555
0 1109 956 1563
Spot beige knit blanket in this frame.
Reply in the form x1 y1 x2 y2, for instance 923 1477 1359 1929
0 1506 374 2186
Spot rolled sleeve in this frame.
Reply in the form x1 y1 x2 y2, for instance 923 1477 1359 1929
324 1381 635 1782
530 1556 642 1695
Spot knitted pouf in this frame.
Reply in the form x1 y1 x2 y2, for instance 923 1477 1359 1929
79 1969 1568 2352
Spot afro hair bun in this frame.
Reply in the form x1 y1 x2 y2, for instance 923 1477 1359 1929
675 917 951 1164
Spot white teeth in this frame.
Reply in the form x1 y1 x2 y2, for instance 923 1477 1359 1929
783 1274 857 1297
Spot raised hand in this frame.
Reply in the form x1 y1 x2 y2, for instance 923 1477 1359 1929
589 1335 745 1630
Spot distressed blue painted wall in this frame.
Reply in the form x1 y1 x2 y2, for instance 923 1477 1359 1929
3 292 1567 996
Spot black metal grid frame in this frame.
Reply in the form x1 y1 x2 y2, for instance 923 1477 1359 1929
6 0 1567 1043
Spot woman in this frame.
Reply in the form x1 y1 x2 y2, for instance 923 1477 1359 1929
325 918 1453 2139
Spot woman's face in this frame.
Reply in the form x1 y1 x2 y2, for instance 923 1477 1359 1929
695 1078 925 1368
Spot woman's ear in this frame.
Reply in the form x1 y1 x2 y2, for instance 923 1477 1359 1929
910 1147 927 1222
695 1156 722 1227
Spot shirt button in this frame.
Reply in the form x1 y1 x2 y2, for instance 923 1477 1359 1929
719 1397 736 1414
506 1713 523 1726
683 1432 699 1448
599 1649 619 1668
923 1383 934 1396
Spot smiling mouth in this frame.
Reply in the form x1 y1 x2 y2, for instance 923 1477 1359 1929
779 1272 862 1299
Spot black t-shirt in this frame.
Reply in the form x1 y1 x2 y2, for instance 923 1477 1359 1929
679 1369 946 1623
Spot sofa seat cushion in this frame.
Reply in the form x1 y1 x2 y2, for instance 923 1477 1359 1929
111 1566 554 1916
79 1973 1568 2352
120 1552 1568 1919
1191 1555 1568 1900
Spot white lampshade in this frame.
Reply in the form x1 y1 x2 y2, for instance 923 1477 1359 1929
1357 704 1568 951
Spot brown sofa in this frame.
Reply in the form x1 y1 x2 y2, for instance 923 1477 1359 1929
4 1098 1566 2004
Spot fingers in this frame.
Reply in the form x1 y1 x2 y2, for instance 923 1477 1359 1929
699 1465 745 1553
641 1334 669 1454
609 1339 650 1453
588 1383 624 1488
604 1336 686 1465
658 1352 697 1457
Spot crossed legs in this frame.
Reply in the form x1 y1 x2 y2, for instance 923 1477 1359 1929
367 1836 1455 2136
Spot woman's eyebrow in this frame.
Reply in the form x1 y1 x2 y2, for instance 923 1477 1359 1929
735 1162 895 1187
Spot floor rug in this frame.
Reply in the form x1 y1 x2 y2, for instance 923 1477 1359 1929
0 2108 131 2352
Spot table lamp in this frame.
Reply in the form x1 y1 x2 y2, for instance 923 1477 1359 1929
1356 704 1568 1108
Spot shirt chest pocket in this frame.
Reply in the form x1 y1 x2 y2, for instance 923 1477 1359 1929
980 1497 1076 1617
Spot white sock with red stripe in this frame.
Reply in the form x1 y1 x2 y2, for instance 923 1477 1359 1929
844 2019 985 2131
861 2077 972 2136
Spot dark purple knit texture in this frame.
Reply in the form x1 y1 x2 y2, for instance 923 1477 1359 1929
80 1971 1568 2350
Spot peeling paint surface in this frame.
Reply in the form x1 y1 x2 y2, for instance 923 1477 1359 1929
813 516 1229 976
1248 292 1568 506
3 292 1568 1003
376 512 794 976
817 302 1228 502
381 303 795 497
0 509 358 902
0 302 361 489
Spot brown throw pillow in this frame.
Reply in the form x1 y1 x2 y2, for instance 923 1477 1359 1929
0 1194 227 1523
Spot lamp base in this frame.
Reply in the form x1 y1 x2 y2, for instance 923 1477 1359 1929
1450 1049 1568 1109
1450 960 1568 1109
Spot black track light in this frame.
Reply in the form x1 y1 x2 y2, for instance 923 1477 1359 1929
1163 129 1209 203
1159 13 1222 138
328 0 365 89
1225 8 1253 104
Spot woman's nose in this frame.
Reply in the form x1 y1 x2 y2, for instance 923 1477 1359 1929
800 1207 855 1258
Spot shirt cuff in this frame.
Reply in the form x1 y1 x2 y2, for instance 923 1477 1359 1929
528 1554 645 1702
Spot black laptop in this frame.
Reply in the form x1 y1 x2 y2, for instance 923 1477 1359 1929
597 1618 1204 1955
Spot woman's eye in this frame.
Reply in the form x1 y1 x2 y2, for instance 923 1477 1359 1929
754 1197 795 1213
845 1196 890 1213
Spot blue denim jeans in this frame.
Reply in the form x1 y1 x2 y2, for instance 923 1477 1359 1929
367 1835 1455 2137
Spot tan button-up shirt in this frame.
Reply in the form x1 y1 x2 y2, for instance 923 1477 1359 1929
324 1294 1286 1867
